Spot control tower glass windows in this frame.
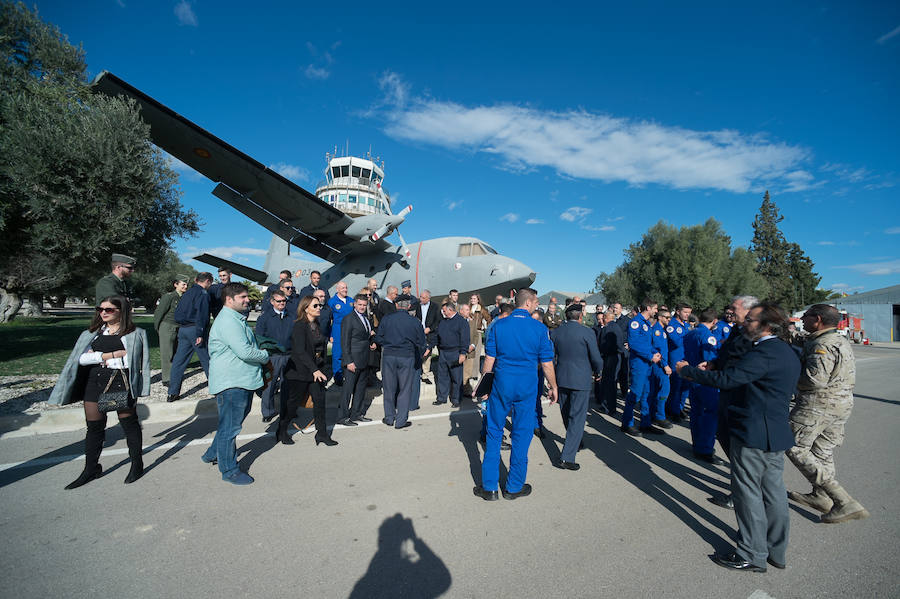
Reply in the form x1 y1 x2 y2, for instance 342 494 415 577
340 165 349 177
332 166 341 179
349 195 357 203
367 198 375 206
352 166 361 177
361 168 371 179
339 193 347 203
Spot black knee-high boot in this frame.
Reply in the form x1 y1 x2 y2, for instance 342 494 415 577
119 414 144 484
65 420 106 490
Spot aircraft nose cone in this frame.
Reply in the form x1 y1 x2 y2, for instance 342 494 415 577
506 259 536 287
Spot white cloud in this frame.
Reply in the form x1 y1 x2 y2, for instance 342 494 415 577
607 216 625 222
445 199 460 211
885 227 900 234
827 283 865 292
817 241 836 246
500 213 519 223
582 224 615 232
525 218 544 225
840 259 900 276
174 0 197 26
186 246 268 259
560 206 592 222
268 162 309 182
876 24 900 44
376 79 812 193
304 65 330 80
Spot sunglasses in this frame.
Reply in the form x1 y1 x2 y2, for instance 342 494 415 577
96 307 119 314
272 299 287 304
312 303 323 309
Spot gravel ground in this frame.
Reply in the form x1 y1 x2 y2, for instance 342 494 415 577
0 368 213 415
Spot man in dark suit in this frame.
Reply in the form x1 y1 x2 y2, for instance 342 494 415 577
613 303 630 399
339 294 375 425
208 268 231 318
597 309 623 415
262 270 292 310
417 290 441 384
374 297 427 429
376 285 398 323
297 269 331 303
551 304 604 470
434 302 469 407
677 302 801 573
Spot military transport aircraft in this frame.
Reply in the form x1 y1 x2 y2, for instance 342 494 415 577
92 72 536 299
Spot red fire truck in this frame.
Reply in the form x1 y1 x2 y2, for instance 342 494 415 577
837 311 865 344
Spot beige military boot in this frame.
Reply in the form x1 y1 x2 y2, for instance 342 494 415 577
820 481 870 524
788 487 834 513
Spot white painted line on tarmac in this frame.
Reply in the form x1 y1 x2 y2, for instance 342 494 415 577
0 404 490 472
747 590 777 599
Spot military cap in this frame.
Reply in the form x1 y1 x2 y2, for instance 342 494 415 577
565 303 583 316
395 297 413 310
401 280 412 288
176 273 191 283
111 253 136 265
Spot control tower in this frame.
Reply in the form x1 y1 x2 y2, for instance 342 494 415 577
314 151 390 217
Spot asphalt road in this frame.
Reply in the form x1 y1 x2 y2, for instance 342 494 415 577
0 344 897 599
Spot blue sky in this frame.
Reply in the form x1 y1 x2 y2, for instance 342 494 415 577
36 1 900 295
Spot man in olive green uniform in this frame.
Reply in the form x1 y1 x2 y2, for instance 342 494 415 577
154 275 189 387
543 301 563 329
787 303 869 524
95 253 136 306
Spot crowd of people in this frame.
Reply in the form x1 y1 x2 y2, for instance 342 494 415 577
49 254 869 572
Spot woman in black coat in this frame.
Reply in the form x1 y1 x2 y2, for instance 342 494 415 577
280 295 337 446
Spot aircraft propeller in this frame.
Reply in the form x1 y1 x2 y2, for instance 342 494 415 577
374 181 413 261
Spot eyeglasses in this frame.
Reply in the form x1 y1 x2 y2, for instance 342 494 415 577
272 299 287 304
282 286 294 290
312 303 323 309
96 307 119 314
744 317 759 323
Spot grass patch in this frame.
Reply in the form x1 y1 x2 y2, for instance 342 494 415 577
0 316 201 376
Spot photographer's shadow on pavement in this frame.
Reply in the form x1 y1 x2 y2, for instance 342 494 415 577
348 513 451 599
140 401 219 476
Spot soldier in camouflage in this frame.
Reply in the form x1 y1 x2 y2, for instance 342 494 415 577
543 300 563 329
95 253 135 306
787 303 869 524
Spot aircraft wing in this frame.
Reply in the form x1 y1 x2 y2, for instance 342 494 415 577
91 71 391 262
193 254 269 284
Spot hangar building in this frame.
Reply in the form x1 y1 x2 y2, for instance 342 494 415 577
832 284 900 343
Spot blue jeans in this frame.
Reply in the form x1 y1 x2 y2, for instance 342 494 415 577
168 325 210 396
202 388 253 479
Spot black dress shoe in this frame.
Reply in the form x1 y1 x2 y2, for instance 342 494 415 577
432 400 446 406
262 415 274 423
353 416 373 423
578 441 585 450
620 425 642 437
166 394 179 403
533 427 546 439
767 557 786 570
315 437 338 446
382 418 394 426
557 461 580 471
396 422 412 429
450 402 460 408
652 419 673 429
501 440 511 450
473 485 499 501
708 494 734 509
694 452 725 465
711 552 766 573
338 418 357 426
639 426 665 435
502 483 532 500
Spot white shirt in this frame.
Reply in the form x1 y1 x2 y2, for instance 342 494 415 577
420 302 430 328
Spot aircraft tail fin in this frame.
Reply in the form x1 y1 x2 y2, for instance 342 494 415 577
194 254 268 283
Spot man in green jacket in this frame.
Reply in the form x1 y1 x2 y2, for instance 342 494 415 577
201 282 270 485
95 253 136 306
153 275 189 387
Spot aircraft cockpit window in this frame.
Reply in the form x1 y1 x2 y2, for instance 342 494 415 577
470 243 487 256
352 166 362 177
340 165 349 177
481 243 498 254
332 166 341 179
457 243 472 257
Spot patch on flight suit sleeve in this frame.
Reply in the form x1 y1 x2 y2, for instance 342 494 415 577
666 326 674 333
654 330 661 336
642 324 649 331
676 327 682 334
630 321 639 329
707 336 717 345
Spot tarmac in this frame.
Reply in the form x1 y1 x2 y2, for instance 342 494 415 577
0 343 898 598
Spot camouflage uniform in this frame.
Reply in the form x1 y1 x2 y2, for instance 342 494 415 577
543 309 563 329
786 327 868 522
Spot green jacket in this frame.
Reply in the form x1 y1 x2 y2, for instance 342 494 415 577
208 306 269 395
154 291 181 331
49 327 151 405
95 273 131 306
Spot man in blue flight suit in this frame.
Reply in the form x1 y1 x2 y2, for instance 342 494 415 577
621 299 663 437
374 297 427 429
327 281 352 385
551 303 603 471
666 303 693 422
167 272 214 402
648 306 673 429
684 307 723 464
474 288 557 501
254 289 295 422
434 302 469 407
713 308 732 346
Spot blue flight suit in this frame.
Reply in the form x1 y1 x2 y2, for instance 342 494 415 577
168 283 211 396
648 321 670 422
665 318 690 417
328 294 353 384
481 309 554 493
622 313 656 428
254 307 294 420
684 323 720 455
713 322 732 346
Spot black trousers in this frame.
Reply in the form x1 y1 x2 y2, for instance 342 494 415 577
283 378 327 438
341 365 370 420
617 350 629 397
599 353 619 412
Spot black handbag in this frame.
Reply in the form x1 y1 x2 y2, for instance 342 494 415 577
97 368 134 413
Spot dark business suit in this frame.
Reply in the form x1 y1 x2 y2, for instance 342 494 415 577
551 320 604 462
341 310 372 420
435 313 469 406
713 325 753 457
284 319 331 441
597 323 623 414
682 336 801 569
615 315 630 397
